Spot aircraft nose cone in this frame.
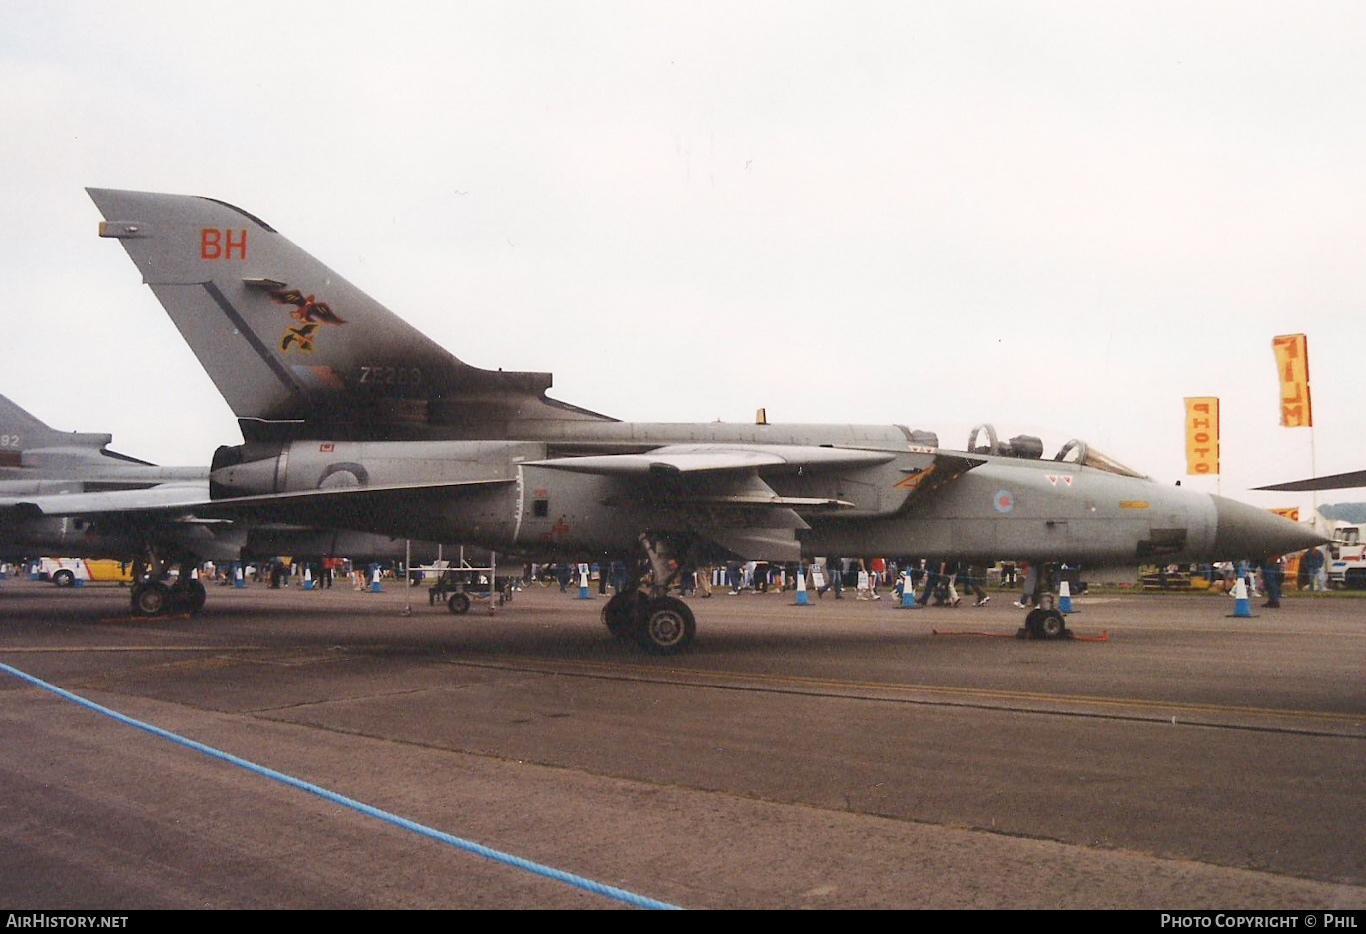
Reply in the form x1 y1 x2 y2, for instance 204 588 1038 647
1210 495 1328 559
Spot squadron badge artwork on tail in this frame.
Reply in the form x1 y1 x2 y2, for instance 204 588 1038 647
270 288 347 354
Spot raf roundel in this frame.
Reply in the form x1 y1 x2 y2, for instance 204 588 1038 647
994 490 1015 514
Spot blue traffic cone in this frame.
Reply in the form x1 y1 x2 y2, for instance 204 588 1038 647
794 565 811 606
303 564 315 590
234 563 246 588
370 565 385 593
899 573 919 609
1058 580 1074 613
577 567 592 599
1229 579 1254 618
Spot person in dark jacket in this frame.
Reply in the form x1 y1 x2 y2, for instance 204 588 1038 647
1260 555 1284 608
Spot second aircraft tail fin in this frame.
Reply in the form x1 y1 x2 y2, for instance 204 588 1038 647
0 393 135 469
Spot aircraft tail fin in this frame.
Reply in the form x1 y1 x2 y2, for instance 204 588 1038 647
87 188 612 442
0 393 136 469
0 393 56 436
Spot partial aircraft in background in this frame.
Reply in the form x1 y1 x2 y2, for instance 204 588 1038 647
0 391 230 613
0 392 454 615
81 187 1324 650
1256 469 1366 493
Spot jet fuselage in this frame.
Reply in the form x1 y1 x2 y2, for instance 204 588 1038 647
209 422 1303 566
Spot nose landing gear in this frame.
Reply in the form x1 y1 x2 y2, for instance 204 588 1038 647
1018 592 1071 640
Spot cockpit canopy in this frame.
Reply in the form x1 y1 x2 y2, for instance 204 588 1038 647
965 424 1148 479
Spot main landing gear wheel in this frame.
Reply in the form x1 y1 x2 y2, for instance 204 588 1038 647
1022 608 1069 640
52 569 76 588
170 579 207 615
602 590 641 639
447 592 472 615
132 581 171 617
636 597 696 655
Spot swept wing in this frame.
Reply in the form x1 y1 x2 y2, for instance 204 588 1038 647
1256 469 1366 493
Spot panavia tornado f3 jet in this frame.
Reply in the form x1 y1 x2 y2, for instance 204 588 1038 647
85 188 1324 651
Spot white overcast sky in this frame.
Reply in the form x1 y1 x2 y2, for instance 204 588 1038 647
3 1 1363 511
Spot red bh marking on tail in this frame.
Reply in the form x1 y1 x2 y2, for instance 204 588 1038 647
201 228 248 260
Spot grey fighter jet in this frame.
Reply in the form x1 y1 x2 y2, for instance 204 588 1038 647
0 393 455 614
0 392 206 490
87 188 1325 650
0 392 232 612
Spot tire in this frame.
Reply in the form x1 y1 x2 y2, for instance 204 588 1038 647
1039 609 1067 639
52 569 76 588
171 579 207 615
447 592 472 615
133 582 170 617
602 590 642 639
636 597 696 654
1024 608 1046 638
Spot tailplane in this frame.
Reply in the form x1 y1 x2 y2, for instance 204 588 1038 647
88 188 612 442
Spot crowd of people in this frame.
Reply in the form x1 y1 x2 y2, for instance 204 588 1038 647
1174 550 1331 609
189 547 1334 611
536 558 1061 608
535 552 1326 610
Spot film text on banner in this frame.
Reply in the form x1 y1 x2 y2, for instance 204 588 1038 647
1184 397 1220 476
1271 334 1313 428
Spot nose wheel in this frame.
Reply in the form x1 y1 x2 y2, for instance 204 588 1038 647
1020 607 1069 640
1014 567 1072 640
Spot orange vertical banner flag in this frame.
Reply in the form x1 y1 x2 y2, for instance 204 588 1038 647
1271 334 1313 427
1184 397 1220 476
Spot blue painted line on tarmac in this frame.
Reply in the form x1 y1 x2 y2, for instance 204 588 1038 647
0 660 683 910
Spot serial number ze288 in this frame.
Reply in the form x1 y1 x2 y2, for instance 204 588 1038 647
358 366 422 387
